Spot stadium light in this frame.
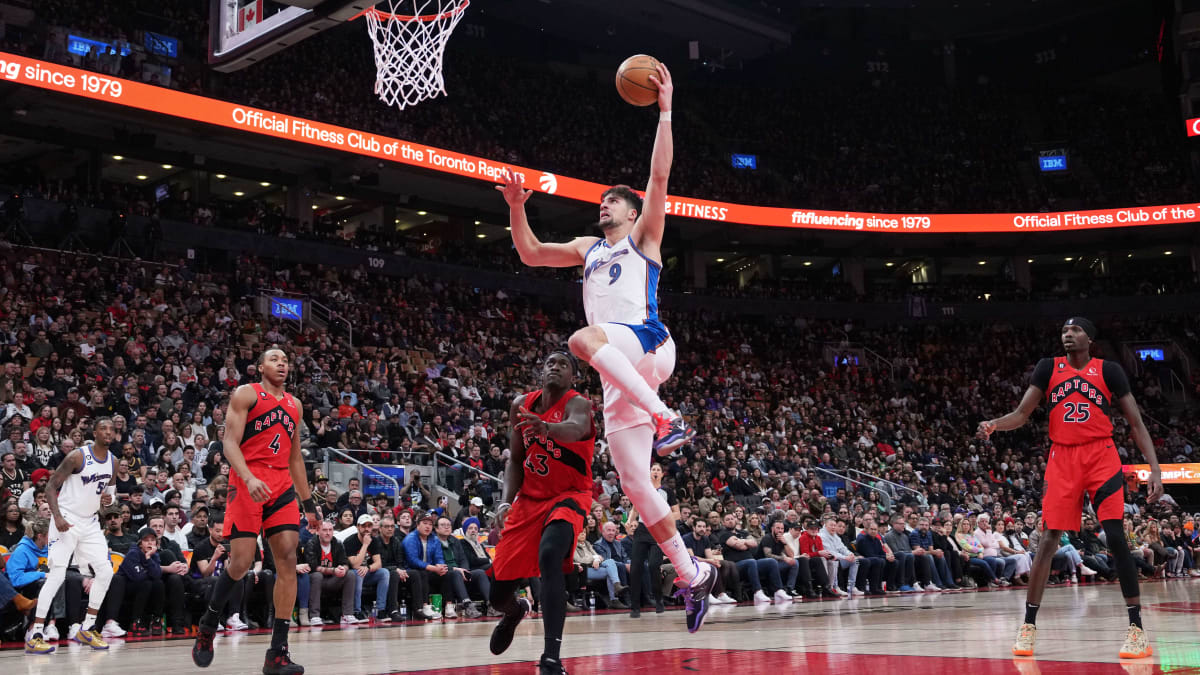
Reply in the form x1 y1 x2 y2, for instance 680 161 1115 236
233 191 244 196
135 175 147 180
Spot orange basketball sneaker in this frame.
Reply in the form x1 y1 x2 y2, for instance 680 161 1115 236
1118 624 1152 659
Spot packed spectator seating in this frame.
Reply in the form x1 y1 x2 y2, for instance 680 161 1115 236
0 235 1196 642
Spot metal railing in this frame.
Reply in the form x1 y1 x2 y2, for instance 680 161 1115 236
434 451 502 484
844 467 927 506
324 447 401 497
813 467 894 504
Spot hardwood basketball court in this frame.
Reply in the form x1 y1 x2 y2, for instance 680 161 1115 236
3 579 1197 674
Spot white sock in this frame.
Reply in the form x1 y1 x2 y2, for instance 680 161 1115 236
589 345 669 417
661 532 699 583
32 621 45 637
81 614 96 631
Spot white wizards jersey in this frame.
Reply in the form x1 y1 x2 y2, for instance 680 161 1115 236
57 443 113 520
582 235 663 326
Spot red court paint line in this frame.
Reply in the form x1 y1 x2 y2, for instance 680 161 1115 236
392 649 1169 674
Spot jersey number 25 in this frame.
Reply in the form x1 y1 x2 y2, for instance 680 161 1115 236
1062 401 1091 423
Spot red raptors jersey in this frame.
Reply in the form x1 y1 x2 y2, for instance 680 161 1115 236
241 383 299 470
1033 356 1130 445
518 389 595 500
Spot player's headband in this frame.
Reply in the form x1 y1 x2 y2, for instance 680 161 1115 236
547 350 581 376
1064 316 1097 339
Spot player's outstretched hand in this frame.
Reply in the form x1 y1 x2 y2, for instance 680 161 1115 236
1147 470 1164 503
976 420 997 439
647 62 673 112
246 476 272 503
495 168 532 207
514 406 548 441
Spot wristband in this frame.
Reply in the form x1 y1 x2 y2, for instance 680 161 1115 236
660 111 672 122
301 497 317 514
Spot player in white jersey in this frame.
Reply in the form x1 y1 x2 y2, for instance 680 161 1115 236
25 417 116 655
497 61 718 635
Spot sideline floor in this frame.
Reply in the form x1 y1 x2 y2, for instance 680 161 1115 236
2 578 1198 674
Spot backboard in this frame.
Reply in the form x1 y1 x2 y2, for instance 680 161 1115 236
209 0 374 72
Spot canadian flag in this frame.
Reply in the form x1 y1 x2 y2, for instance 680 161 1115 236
238 0 264 32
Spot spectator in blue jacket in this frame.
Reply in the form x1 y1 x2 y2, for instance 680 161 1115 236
6 517 79 639
908 516 956 590
5 519 49 593
108 527 165 636
402 514 444 619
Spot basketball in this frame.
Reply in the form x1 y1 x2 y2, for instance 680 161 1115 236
615 54 662 107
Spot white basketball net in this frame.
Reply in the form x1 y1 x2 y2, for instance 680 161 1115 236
363 0 470 110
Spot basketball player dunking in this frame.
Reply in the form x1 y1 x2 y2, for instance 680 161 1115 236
979 317 1163 660
192 348 318 675
24 417 116 655
488 352 595 675
498 61 718 634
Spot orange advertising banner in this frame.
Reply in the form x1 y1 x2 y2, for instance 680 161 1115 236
1123 463 1200 485
5 50 1200 233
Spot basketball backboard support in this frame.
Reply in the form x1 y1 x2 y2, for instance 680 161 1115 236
209 0 374 72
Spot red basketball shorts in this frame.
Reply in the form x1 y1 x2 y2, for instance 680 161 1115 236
1041 438 1125 530
489 492 589 581
223 465 300 539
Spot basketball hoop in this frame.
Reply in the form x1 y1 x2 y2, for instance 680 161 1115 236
358 0 470 110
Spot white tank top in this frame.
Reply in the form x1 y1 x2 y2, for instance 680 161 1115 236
57 444 113 521
581 235 662 327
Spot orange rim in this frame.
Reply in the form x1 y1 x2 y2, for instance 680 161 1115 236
352 0 469 22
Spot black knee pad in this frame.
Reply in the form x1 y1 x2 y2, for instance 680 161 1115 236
1100 520 1141 598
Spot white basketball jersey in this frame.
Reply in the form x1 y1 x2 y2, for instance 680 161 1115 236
581 235 662 327
57 444 113 521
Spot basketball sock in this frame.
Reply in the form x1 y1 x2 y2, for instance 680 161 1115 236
1024 603 1039 625
606 427 670 525
660 532 698 584
589 345 669 417
201 569 239 629
1127 604 1142 629
270 618 290 651
80 613 96 631
31 621 44 638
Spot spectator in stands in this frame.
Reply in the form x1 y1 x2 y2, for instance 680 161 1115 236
1 452 29 500
104 507 137 553
757 518 800 601
189 514 247 631
184 505 211 548
591 520 634 608
457 518 496 614
797 518 839 597
973 515 1018 583
855 520 897 594
111 527 165 637
433 516 481 618
302 519 355 626
955 517 1006 587
344 513 389 621
820 515 867 596
717 511 784 604
144 514 190 634
402 514 445 620
17 469 50 512
908 516 955 590
1 502 23 549
681 518 737 604
882 515 921 592
376 514 416 622
575 526 628 609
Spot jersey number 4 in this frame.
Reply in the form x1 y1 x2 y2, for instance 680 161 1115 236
1062 401 1091 423
268 433 282 455
524 453 549 476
